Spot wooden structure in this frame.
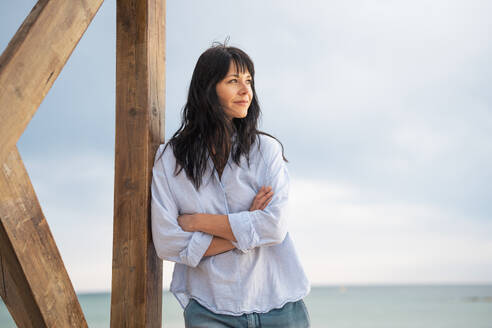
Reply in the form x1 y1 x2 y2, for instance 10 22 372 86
0 0 166 326
110 0 165 326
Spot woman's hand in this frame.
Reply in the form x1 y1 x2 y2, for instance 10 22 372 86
249 186 274 211
177 214 197 232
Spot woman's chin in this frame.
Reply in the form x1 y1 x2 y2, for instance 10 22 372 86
226 108 248 120
231 113 247 120
238 110 248 118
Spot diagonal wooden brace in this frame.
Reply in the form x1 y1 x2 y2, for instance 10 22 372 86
0 147 88 327
0 0 104 325
0 0 104 163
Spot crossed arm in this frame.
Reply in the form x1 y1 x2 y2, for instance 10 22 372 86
177 186 274 257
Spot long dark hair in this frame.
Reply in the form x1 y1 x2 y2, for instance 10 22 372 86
163 41 287 190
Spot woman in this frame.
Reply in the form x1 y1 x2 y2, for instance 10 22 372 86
151 42 311 327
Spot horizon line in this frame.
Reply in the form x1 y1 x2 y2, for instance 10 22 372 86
75 282 492 295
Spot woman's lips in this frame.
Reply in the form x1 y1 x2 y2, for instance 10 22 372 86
234 101 249 105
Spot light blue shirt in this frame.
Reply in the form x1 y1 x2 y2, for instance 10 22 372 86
151 134 310 315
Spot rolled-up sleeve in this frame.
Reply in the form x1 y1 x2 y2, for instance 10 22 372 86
151 145 213 267
227 139 290 252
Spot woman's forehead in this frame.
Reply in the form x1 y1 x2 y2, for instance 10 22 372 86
228 60 250 75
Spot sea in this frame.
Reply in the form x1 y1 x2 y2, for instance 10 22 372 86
1 285 491 327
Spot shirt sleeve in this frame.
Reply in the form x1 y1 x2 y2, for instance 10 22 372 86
227 138 290 252
151 145 213 268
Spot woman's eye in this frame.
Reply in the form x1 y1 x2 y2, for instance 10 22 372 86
229 79 237 83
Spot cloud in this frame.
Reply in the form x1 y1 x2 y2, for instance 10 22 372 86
287 177 492 285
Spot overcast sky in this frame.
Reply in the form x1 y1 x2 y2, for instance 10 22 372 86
1 0 491 292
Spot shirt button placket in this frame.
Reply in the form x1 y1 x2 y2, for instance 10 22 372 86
213 170 230 214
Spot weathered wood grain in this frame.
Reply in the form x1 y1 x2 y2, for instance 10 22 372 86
0 147 87 327
0 218 46 327
110 0 166 327
0 0 104 163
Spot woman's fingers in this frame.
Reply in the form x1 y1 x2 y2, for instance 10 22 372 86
256 189 273 209
258 189 273 201
260 194 274 210
249 186 274 211
253 186 267 200
256 186 268 197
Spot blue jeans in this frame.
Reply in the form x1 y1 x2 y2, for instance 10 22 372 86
184 298 311 328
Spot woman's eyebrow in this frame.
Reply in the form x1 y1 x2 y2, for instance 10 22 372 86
227 73 252 78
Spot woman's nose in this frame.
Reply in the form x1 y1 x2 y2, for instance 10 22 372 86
238 81 250 94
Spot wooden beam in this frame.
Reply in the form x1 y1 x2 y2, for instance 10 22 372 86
0 214 46 328
0 147 88 327
0 0 104 164
110 0 166 327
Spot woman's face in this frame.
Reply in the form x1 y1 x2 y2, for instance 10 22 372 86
215 61 253 120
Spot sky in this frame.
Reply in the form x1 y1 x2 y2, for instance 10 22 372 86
1 0 491 293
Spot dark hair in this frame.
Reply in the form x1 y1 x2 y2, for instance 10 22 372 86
163 40 287 190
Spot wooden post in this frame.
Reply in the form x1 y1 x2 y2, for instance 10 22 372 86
0 148 87 327
110 0 166 326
